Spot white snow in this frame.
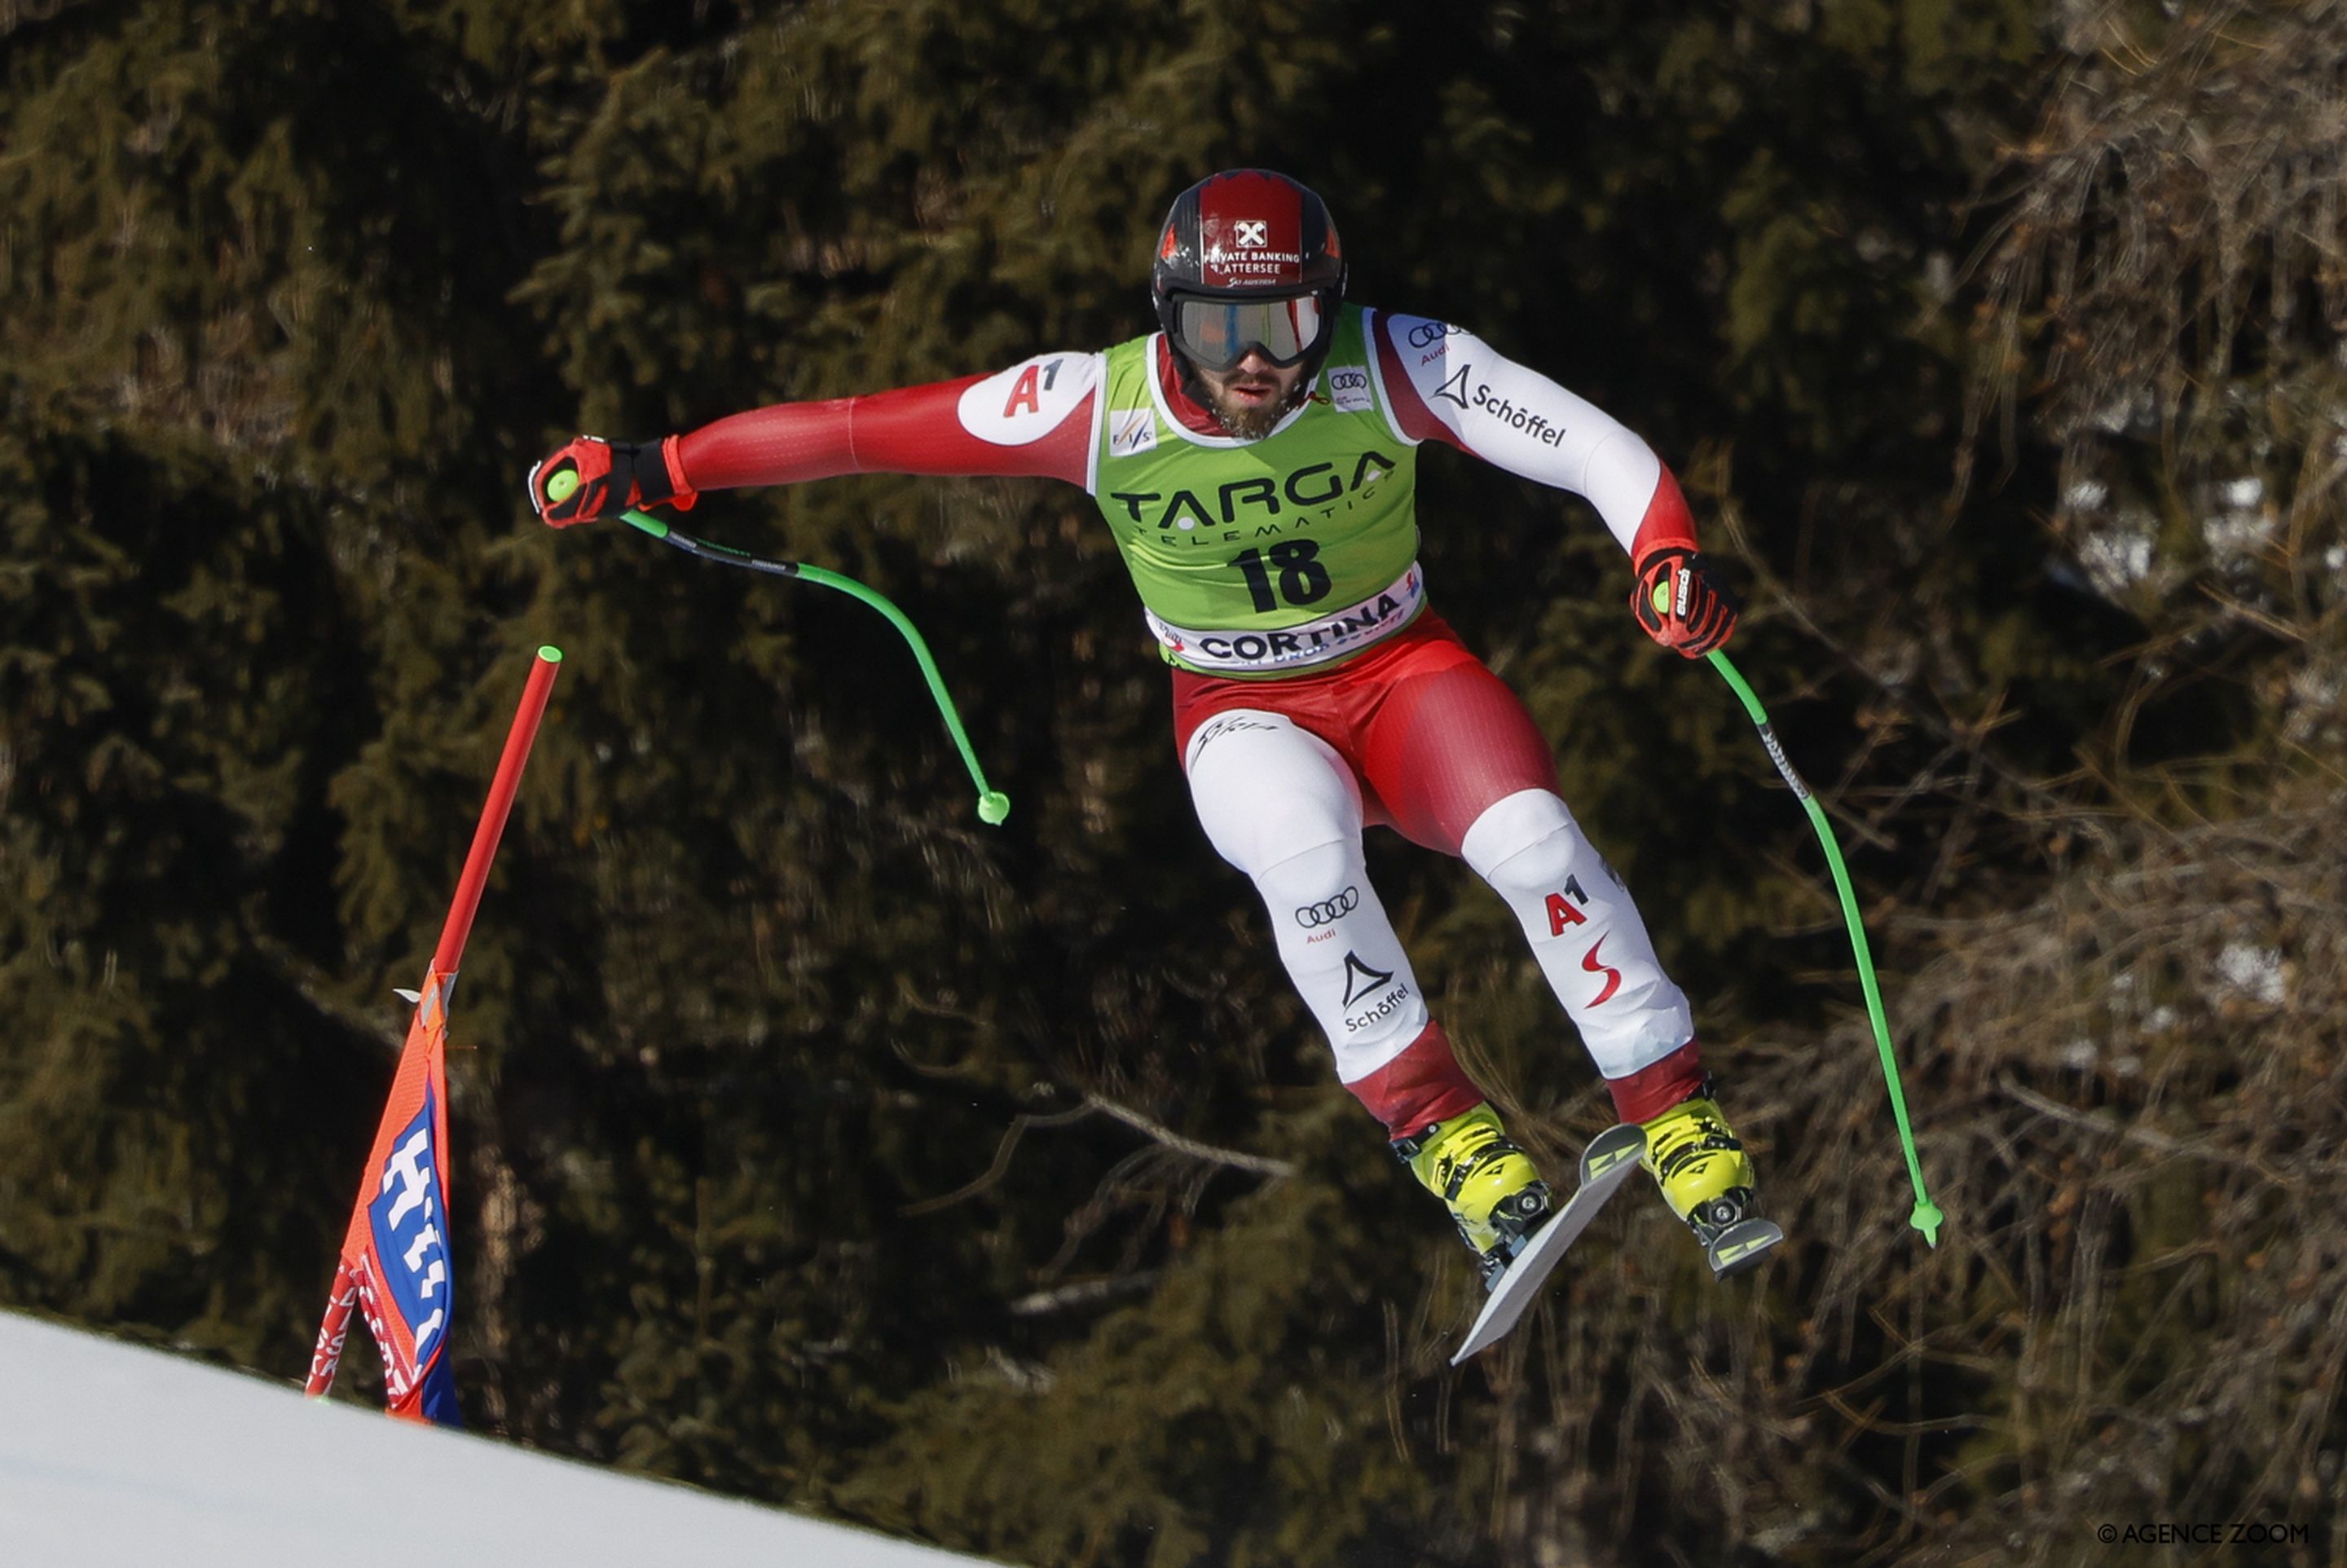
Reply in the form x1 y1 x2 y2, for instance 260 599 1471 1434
2076 518 2155 595
0 1310 1002 1568
2213 941 2286 1006
2200 479 2270 557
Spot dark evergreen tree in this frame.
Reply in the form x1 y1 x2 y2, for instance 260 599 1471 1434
2 1 2339 1563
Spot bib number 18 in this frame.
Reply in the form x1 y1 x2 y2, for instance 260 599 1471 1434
1231 540 1331 612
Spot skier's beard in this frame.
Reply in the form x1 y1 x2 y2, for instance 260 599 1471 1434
1196 362 1309 440
1207 381 1303 440
1182 345 1314 438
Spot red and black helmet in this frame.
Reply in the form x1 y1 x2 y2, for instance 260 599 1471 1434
1152 169 1347 373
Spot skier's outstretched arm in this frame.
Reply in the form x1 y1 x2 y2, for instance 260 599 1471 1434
1370 313 1736 656
525 353 1106 523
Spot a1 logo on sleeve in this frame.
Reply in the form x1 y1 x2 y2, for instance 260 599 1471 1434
958 353 1102 446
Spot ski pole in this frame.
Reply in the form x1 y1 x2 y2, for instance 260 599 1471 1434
1706 649 1944 1247
540 469 1010 826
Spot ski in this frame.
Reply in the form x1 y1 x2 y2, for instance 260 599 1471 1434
1451 1123 1646 1364
1706 1217 1784 1276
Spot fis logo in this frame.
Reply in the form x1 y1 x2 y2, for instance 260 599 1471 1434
367 1090 452 1365
1111 407 1158 457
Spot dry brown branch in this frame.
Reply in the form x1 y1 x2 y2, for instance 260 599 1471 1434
1005 1273 1161 1318
1081 1092 1296 1180
900 1090 1289 1227
898 1103 1095 1217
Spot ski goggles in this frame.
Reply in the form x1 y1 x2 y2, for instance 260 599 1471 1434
1167 293 1329 372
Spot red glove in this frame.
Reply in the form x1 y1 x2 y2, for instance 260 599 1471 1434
527 435 697 526
1631 545 1738 657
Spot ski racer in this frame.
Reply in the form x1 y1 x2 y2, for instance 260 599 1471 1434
528 169 1771 1285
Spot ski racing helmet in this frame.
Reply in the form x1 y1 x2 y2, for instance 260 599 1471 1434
1152 169 1347 377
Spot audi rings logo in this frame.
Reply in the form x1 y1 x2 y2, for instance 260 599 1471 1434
1294 887 1359 928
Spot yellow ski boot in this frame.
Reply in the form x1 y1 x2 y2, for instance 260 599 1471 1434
1640 1085 1783 1276
1394 1104 1554 1290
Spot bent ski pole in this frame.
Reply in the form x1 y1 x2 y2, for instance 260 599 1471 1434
1706 649 1944 1246
542 471 1008 825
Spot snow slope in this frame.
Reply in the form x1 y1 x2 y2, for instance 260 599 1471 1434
0 1310 1002 1566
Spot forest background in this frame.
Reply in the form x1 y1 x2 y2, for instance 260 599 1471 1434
3 1 2344 1564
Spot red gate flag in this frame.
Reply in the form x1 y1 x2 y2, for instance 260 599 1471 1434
306 645 562 1424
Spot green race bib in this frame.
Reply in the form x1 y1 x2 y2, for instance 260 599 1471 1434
1093 305 1425 673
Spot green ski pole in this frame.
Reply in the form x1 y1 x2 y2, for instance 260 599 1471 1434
540 469 1010 826
1707 649 1944 1246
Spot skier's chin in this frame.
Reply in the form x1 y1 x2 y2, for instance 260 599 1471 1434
1210 385 1291 440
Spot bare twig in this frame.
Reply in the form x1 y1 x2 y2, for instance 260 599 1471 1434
1997 1076 2306 1186
1006 1272 1161 1317
1082 1093 1296 1178
899 1103 1095 1216
900 1089 1291 1218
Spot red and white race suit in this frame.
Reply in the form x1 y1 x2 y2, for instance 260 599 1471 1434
663 310 1709 1133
